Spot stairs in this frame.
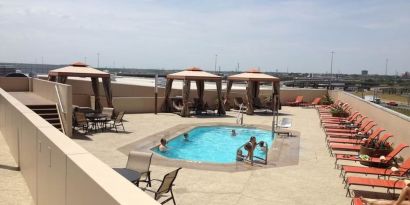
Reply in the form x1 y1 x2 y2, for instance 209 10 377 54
27 104 64 133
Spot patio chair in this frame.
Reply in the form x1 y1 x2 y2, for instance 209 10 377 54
341 158 410 182
126 151 153 187
107 111 125 132
345 176 409 197
325 120 374 139
310 97 322 107
334 144 409 169
328 133 393 156
141 167 182 205
102 107 115 119
275 118 292 137
327 127 385 144
286 96 303 106
74 112 89 133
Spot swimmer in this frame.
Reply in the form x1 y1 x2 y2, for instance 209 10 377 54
159 138 167 152
231 129 237 136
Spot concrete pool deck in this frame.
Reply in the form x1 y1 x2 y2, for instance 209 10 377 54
73 106 352 205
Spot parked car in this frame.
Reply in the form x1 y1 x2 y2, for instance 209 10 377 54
387 101 398 106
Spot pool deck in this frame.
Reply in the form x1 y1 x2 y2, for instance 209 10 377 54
73 106 352 205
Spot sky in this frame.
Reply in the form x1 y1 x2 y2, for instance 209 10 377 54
0 0 409 74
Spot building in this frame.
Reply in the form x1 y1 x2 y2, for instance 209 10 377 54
361 70 368 75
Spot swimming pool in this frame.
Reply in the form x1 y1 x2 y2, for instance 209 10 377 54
152 126 274 163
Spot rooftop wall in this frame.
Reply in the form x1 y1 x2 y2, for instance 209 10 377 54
0 77 30 92
65 78 327 113
330 90 410 157
0 88 158 205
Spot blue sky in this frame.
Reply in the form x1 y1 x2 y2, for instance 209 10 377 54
0 0 409 74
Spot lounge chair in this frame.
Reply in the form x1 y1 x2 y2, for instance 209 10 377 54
275 118 292 137
107 111 125 132
309 97 321 107
321 112 361 128
345 176 409 197
341 158 410 182
327 127 385 144
141 167 182 205
328 133 393 156
325 118 372 133
286 96 303 106
326 122 375 142
334 143 409 169
126 151 153 187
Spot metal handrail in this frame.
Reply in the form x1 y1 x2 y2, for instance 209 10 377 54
54 85 66 134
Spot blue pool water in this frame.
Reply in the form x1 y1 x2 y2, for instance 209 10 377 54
152 126 274 163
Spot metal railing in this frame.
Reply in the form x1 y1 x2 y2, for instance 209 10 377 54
55 85 66 134
236 141 268 165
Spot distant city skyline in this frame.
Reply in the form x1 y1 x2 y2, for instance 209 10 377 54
0 0 409 74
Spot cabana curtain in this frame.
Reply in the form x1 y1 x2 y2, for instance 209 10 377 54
102 77 113 108
181 80 191 116
91 77 102 112
196 80 205 111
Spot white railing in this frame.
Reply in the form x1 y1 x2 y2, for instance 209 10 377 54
55 85 66 134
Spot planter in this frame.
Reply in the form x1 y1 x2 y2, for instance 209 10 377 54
359 145 393 167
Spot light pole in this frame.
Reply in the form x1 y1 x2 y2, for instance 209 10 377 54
329 51 335 90
214 54 218 73
97 53 100 68
385 58 388 76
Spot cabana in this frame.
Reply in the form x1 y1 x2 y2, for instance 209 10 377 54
48 62 112 112
161 67 226 117
226 69 280 115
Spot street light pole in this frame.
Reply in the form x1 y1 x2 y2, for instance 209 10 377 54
97 53 100 68
385 58 388 76
329 51 335 89
214 54 218 73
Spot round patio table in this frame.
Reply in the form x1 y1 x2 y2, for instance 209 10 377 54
85 113 108 131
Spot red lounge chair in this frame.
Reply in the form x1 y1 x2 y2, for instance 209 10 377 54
329 133 393 156
325 118 372 133
287 96 303 106
321 112 361 128
327 127 385 144
345 176 407 197
334 144 409 168
326 121 375 140
310 97 321 107
341 158 410 182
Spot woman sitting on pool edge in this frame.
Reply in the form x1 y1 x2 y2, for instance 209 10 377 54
159 138 168 152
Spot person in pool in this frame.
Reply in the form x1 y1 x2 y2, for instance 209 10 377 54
183 133 189 141
159 138 168 152
231 129 237 136
258 141 267 152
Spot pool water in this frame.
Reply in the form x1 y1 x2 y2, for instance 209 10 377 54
152 126 274 163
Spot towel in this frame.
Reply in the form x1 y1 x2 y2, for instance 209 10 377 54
391 167 399 172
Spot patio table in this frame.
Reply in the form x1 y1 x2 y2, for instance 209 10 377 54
85 113 108 131
113 168 141 186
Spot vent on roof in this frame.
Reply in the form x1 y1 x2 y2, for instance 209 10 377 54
71 62 88 67
246 68 261 73
185 67 202 71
